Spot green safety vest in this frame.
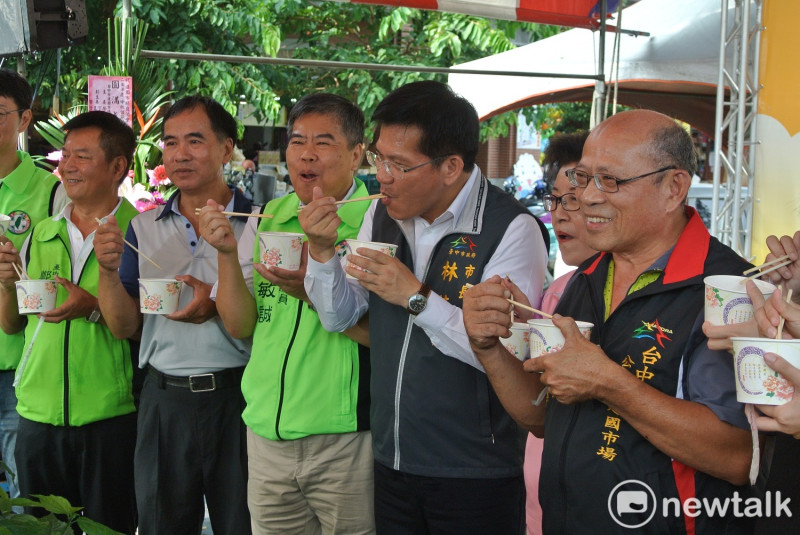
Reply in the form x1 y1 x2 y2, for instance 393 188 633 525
243 180 371 440
0 152 61 370
17 200 139 427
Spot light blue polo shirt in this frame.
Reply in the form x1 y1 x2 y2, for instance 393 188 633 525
119 187 252 375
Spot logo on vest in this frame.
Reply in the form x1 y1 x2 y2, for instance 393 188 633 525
7 210 31 235
448 235 477 259
632 319 673 348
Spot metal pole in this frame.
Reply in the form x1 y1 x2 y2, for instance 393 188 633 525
591 0 608 128
17 57 28 153
139 50 604 80
744 2 763 259
731 0 750 254
710 0 728 238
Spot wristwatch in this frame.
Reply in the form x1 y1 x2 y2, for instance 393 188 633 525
87 305 102 324
407 283 432 316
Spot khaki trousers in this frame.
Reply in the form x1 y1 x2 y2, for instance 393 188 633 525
247 428 375 535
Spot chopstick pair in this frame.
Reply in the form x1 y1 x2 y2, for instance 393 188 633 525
463 283 552 319
11 263 28 281
296 193 386 212
776 289 794 339
742 255 793 283
94 218 162 270
193 208 274 219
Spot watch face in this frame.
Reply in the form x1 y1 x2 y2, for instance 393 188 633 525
408 294 427 314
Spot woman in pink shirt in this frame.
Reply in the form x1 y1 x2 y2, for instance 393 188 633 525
524 132 596 535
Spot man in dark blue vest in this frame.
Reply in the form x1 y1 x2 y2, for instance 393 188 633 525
463 110 754 534
301 81 549 534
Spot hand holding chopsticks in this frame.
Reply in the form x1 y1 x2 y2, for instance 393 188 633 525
94 218 162 270
464 282 552 319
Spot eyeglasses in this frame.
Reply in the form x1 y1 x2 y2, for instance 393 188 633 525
0 109 25 124
366 150 446 180
543 193 579 212
565 166 676 193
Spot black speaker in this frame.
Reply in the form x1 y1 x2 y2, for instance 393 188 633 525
26 0 87 51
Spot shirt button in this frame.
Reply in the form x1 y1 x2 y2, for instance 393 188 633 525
186 223 190 228
190 241 196 246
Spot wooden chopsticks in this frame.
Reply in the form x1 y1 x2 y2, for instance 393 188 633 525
193 208 273 219
297 193 386 211
94 218 162 270
464 283 552 319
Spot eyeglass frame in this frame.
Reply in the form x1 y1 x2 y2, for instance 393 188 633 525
542 192 580 212
0 108 26 123
366 150 449 179
565 165 677 193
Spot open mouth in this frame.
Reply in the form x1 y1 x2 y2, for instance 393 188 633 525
556 232 573 242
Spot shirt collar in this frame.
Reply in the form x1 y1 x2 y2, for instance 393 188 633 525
53 197 125 222
155 186 251 221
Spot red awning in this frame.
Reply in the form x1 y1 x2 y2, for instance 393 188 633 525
331 0 620 30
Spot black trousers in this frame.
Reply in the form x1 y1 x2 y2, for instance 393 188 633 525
374 461 525 535
135 371 251 535
16 413 137 535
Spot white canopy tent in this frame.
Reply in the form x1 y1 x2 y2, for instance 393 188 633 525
448 0 730 136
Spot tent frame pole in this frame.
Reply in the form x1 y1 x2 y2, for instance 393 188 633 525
710 0 762 258
591 0 608 128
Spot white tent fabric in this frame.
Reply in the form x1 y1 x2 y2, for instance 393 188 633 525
448 0 729 134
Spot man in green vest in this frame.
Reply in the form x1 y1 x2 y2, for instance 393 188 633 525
0 69 66 501
200 93 374 534
0 110 137 533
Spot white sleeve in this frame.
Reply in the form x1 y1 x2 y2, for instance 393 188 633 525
303 201 376 332
412 213 548 371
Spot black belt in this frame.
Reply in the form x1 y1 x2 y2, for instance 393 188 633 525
147 365 244 392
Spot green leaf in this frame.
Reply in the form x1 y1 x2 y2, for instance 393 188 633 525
9 497 41 508
0 514 51 535
31 495 81 516
76 516 127 535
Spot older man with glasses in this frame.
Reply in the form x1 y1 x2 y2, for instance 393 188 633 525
463 109 755 535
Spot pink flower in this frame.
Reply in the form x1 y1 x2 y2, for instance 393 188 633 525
149 165 171 187
135 200 160 213
262 249 282 267
143 295 163 312
776 380 795 401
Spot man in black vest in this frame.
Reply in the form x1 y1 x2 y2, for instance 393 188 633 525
301 81 549 534
463 110 754 534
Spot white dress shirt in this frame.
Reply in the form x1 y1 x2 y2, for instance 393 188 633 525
305 166 547 372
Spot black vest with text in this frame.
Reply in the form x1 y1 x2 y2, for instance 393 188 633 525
369 180 545 477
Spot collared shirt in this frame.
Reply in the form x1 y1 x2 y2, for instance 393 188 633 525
305 166 547 371
119 188 252 375
22 198 124 282
612 246 747 428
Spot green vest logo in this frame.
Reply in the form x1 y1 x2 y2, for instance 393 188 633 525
7 211 31 235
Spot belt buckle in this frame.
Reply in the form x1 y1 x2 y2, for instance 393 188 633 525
189 373 216 392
